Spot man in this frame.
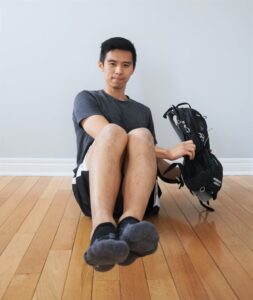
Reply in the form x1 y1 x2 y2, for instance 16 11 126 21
72 37 195 272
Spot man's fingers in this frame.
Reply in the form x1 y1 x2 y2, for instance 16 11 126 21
185 139 194 144
187 151 194 160
185 143 196 160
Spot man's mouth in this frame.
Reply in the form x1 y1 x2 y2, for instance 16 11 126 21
112 77 124 81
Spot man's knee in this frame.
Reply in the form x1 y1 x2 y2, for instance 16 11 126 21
96 124 128 147
86 124 128 169
128 128 155 146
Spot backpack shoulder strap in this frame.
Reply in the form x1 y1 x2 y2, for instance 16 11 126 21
157 162 184 187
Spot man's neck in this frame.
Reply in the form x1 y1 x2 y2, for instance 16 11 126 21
104 87 127 101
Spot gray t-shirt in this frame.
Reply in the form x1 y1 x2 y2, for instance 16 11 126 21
72 89 157 167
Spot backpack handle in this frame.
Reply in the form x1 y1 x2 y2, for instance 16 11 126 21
163 102 191 119
176 102 191 109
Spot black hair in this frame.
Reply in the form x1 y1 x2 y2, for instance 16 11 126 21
99 37 137 69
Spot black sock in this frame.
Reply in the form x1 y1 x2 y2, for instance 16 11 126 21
91 222 117 244
118 216 140 235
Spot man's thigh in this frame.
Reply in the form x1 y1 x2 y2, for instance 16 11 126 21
85 142 127 171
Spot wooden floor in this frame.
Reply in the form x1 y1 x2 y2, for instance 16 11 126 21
0 176 253 299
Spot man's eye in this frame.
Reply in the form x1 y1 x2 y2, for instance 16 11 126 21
124 64 130 67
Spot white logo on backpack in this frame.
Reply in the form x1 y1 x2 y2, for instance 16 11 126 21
213 177 221 186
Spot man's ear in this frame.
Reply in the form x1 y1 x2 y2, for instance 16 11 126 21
98 61 104 72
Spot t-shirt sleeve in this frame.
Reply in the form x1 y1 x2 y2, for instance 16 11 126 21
147 108 158 145
73 91 103 127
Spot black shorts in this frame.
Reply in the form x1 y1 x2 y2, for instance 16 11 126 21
72 160 161 218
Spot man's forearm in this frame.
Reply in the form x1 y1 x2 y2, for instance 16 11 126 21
155 145 172 160
155 141 196 161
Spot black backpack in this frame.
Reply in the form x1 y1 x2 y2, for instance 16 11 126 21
161 102 223 211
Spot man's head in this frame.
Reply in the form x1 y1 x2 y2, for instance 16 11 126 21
99 37 137 69
98 37 136 93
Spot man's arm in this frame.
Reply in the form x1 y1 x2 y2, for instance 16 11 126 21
81 115 110 139
155 140 196 160
82 115 195 160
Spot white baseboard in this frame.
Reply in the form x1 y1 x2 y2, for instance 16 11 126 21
219 158 253 175
0 158 252 176
0 158 75 176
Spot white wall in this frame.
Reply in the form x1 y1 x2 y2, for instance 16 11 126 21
0 0 252 166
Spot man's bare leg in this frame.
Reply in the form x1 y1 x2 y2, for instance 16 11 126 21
85 124 128 234
84 124 130 271
116 128 159 265
119 128 157 222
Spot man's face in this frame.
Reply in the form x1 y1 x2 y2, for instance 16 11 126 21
99 49 135 91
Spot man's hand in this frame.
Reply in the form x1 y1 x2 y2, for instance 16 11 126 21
155 140 196 161
167 140 196 160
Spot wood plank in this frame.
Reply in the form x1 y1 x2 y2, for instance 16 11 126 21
228 175 253 194
0 233 34 299
159 181 237 300
221 190 253 248
0 177 39 227
0 177 26 207
120 259 151 300
229 175 253 191
215 189 253 232
62 216 93 300
2 273 40 300
222 177 253 215
18 177 63 233
205 190 253 252
148 279 180 300
143 242 174 280
51 217 79 251
32 250 71 300
0 176 14 191
166 183 253 300
143 243 179 299
239 175 253 185
63 193 81 219
16 189 70 274
94 265 119 281
225 175 253 192
59 176 72 189
51 193 80 251
0 197 8 207
92 280 120 300
0 177 51 254
152 205 209 300
0 177 25 198
181 188 253 280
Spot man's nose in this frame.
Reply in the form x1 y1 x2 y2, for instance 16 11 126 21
115 65 123 74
